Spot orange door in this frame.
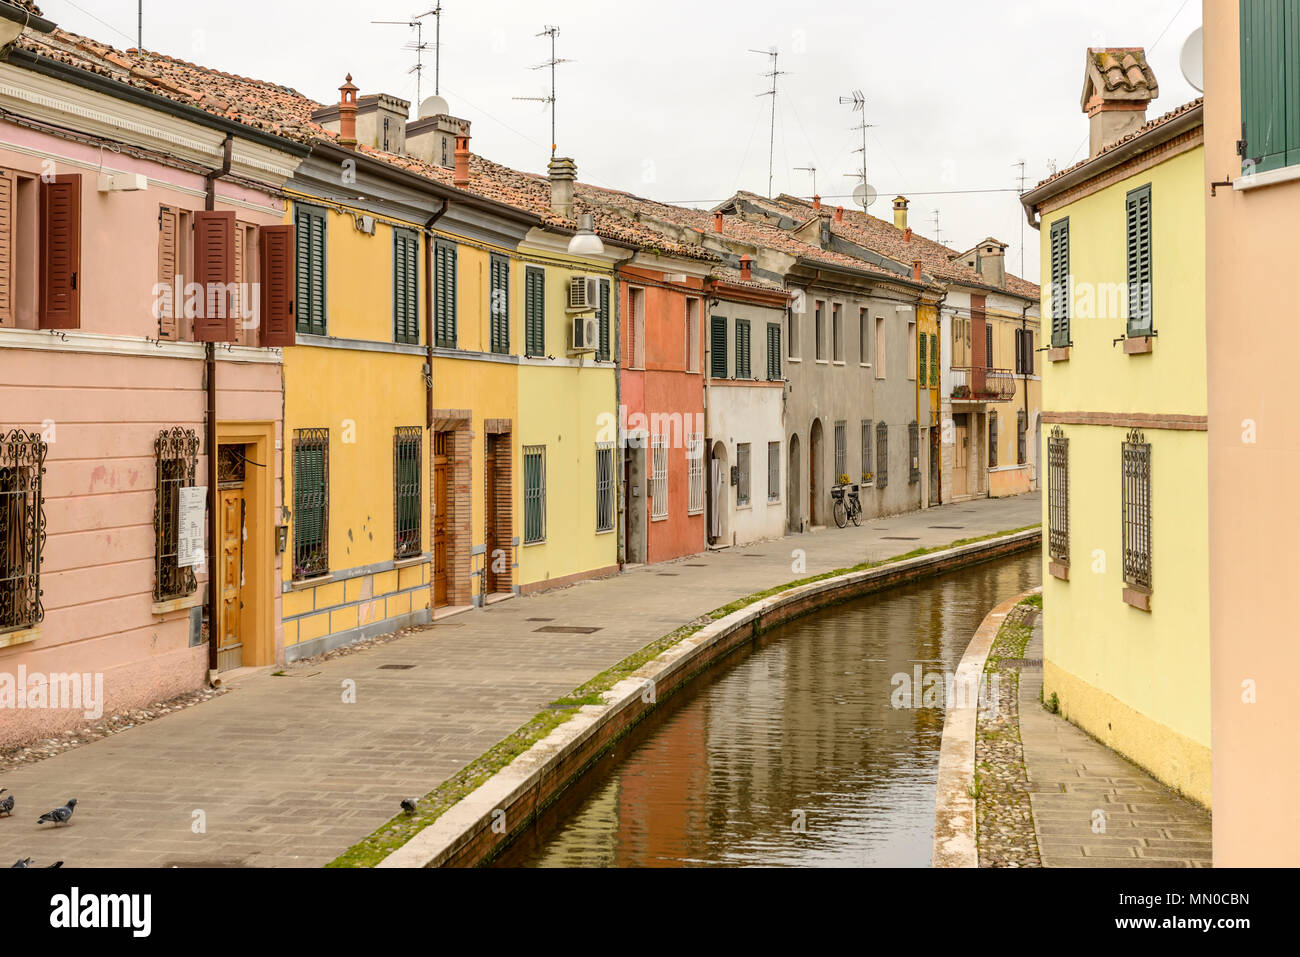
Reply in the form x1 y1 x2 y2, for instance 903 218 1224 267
432 432 448 608
218 489 244 672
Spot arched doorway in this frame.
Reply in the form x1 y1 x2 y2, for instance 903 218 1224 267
787 433 801 532
809 418 825 527
709 441 728 544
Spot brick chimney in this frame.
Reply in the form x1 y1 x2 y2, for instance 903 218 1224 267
1082 48 1158 158
834 206 844 223
973 239 1007 289
547 157 577 218
904 227 913 243
812 194 821 211
714 211 724 233
453 124 470 188
338 74 359 147
893 196 909 231
739 256 753 281
912 259 922 283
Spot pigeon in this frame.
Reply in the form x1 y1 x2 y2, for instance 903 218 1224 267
11 858 31 868
37 798 76 826
400 798 417 816
0 788 13 816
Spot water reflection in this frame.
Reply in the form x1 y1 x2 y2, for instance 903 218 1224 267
497 551 1039 868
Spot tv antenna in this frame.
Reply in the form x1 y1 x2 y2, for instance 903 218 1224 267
1013 159 1028 276
931 209 944 246
372 7 443 105
839 89 874 188
750 47 786 198
794 165 818 197
513 26 570 158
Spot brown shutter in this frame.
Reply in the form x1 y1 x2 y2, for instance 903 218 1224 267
259 224 295 347
157 205 179 340
40 174 81 330
233 223 247 345
192 209 236 342
0 169 14 328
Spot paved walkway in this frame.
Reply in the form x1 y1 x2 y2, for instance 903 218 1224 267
1018 621 1213 867
0 495 1038 868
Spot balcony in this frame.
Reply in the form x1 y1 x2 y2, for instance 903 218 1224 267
951 366 1017 403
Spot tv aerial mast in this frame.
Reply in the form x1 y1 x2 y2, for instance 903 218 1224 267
514 26 571 158
372 6 443 106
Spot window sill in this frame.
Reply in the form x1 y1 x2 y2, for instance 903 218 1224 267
815 359 830 365
152 593 202 616
1049 561 1070 582
787 357 802 364
522 540 546 548
0 625 41 649
286 572 333 591
1047 347 1071 363
596 527 616 535
736 502 752 511
1234 163 1300 192
1123 586 1152 612
832 360 846 367
687 509 704 517
1123 336 1155 355
394 555 427 570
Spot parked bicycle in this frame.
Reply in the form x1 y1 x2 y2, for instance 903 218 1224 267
831 482 863 529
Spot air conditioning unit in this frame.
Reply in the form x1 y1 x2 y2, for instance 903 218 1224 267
567 275 601 312
570 314 598 354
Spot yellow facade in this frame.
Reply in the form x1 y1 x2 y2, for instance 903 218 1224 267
1036 142 1209 805
987 306 1042 499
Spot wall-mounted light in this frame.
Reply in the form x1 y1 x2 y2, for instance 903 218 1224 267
276 524 289 554
568 212 603 257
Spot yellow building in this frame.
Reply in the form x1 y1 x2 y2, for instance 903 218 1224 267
1022 49 1208 805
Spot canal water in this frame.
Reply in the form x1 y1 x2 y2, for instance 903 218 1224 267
496 550 1039 868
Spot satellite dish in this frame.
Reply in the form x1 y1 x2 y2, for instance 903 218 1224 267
418 94 451 119
1180 26 1204 93
852 182 878 210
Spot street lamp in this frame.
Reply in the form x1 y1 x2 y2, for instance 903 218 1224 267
568 212 603 256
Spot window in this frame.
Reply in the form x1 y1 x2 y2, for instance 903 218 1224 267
989 412 999 468
394 427 422 559
876 422 889 489
952 316 971 367
788 306 799 358
1015 327 1035 374
192 211 237 343
832 304 843 361
834 421 847 484
1240 1 1300 174
1122 430 1152 592
861 420 873 481
155 204 188 340
1049 218 1070 348
523 445 546 544
985 323 994 370
394 229 420 344
629 287 646 368
908 320 918 380
909 422 920 485
596 443 615 532
768 441 780 502
859 308 869 365
292 429 329 580
1126 184 1154 337
929 332 938 384
736 318 752 379
651 435 669 520
688 433 704 515
232 221 258 346
766 322 782 380
0 429 47 633
815 301 826 360
710 315 728 378
433 239 457 348
34 173 82 331
154 427 198 603
597 278 612 362
525 266 545 357
294 204 327 335
875 315 886 378
490 254 510 355
736 443 751 506
1048 427 1070 566
1017 411 1027 466
685 298 700 372
918 333 928 387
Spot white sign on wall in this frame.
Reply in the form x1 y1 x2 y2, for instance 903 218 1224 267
177 487 207 569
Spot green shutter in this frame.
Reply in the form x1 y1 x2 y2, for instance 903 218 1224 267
767 322 782 380
295 206 327 335
434 241 457 348
1241 0 1293 174
1049 218 1070 347
393 231 419 344
929 332 938 383
597 279 611 361
525 267 545 357
710 315 728 378
736 319 751 378
490 255 509 354
918 334 927 386
1126 185 1154 336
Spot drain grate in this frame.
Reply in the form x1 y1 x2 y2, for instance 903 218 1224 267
378 664 417 671
527 618 555 622
930 526 965 530
534 626 602 635
883 536 922 541
658 573 680 577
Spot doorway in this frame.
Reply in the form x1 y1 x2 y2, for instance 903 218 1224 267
809 419 825 527
929 427 941 507
432 431 449 608
624 436 648 564
709 441 728 544
216 444 247 673
952 415 970 499
787 433 801 532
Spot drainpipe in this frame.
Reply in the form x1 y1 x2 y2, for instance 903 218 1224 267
1021 300 1032 479
702 287 722 546
932 290 948 506
611 249 636 567
204 134 233 680
424 198 450 434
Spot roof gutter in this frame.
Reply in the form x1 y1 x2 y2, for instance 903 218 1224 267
1021 102 1204 229
0 3 56 38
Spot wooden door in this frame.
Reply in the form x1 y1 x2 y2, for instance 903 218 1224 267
432 432 449 607
953 422 969 498
484 435 499 596
218 489 244 672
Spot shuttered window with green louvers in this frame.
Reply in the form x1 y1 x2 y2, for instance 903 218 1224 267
918 334 928 386
767 323 782 381
736 319 751 379
1240 0 1300 175
525 266 545 357
434 240 457 348
929 332 938 384
292 429 329 580
1126 184 1154 337
394 230 420 344
294 205 327 335
1049 218 1070 348
596 278 611 361
710 315 728 379
490 254 510 354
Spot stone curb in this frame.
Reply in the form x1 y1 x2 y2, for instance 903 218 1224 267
378 527 1043 868
932 584 1043 869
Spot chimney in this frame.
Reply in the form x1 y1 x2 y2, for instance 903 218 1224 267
905 227 913 243
834 206 844 223
739 256 753 281
975 239 1007 289
812 194 821 211
893 196 909 231
714 211 724 233
1082 48 1159 158
338 74 358 147
453 125 470 188
912 260 922 283
547 157 577 218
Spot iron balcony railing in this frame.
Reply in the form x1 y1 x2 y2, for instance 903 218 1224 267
951 366 1018 402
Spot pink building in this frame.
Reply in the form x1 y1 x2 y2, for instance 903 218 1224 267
0 20 305 745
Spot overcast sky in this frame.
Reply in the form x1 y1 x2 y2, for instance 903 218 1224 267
42 0 1202 280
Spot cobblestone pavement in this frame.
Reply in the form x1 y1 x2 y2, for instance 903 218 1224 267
1014 619 1213 868
976 601 1042 868
0 495 1040 869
